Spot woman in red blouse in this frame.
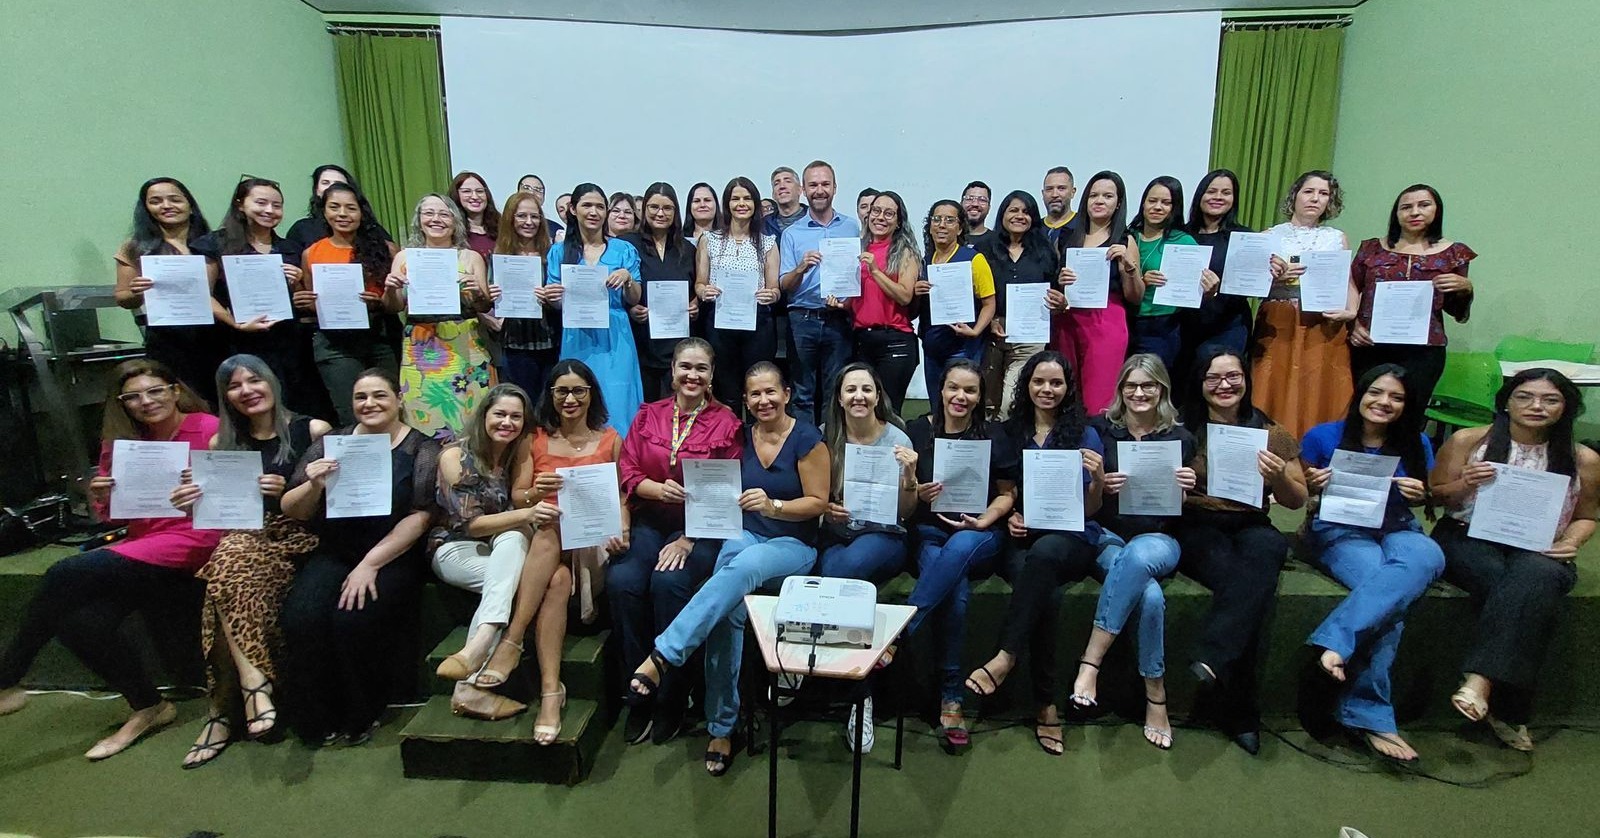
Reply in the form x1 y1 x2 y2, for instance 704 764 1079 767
1348 184 1476 410
610 337 743 745
833 190 920 414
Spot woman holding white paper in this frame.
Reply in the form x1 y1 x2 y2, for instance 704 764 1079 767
386 194 496 442
1179 169 1255 374
818 363 917 583
1054 171 1141 413
1251 170 1357 439
298 182 402 426
832 191 921 413
610 338 742 744
113 177 226 404
168 354 331 767
1127 176 1204 372
279 369 443 745
0 360 219 761
964 351 1104 756
449 171 500 258
695 177 781 407
903 359 1017 751
492 190 560 398
915 200 996 401
1348 184 1477 410
624 182 700 402
1298 364 1442 765
1069 354 1195 750
979 192 1064 418
1429 369 1598 751
1173 347 1306 754
629 362 828 775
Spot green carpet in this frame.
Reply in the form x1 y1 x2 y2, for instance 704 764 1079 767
2 694 1598 837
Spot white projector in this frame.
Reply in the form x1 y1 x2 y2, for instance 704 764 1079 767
775 576 878 648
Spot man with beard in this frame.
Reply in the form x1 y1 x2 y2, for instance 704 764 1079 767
778 160 861 423
1041 166 1077 242
961 180 993 247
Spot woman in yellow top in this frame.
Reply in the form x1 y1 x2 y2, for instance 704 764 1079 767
915 199 996 400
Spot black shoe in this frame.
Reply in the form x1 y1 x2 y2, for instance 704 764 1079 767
651 700 685 745
1232 730 1262 756
1189 660 1218 688
1296 652 1343 741
623 705 654 746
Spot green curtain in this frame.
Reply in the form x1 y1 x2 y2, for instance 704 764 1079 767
1209 26 1345 231
333 32 451 236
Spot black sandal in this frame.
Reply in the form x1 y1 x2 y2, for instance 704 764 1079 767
182 716 232 770
631 650 670 698
1035 720 1065 757
1067 660 1100 711
241 681 280 741
964 665 1002 697
705 736 737 777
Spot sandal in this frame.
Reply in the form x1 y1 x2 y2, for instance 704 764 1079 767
475 639 525 689
1035 718 1065 757
1359 730 1422 768
630 650 670 698
1487 715 1534 752
1067 660 1100 712
705 736 738 777
450 681 528 721
938 704 969 752
182 716 232 770
1451 684 1488 723
1143 698 1173 751
534 683 567 745
241 681 280 741
964 665 1003 697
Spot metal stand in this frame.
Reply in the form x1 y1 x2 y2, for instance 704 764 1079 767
764 675 904 838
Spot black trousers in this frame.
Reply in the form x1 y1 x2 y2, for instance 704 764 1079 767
0 548 201 710
604 516 719 705
280 552 422 740
1173 515 1288 727
707 311 779 408
1351 343 1447 413
854 327 919 416
996 533 1099 707
1435 517 1576 724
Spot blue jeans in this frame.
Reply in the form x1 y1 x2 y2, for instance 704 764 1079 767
920 325 983 406
1305 521 1444 734
1093 531 1180 679
909 524 1000 703
816 532 907 584
655 531 817 738
787 309 853 424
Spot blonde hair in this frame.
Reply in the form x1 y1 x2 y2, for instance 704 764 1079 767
1104 353 1178 431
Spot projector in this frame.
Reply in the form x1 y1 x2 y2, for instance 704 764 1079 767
775 576 877 648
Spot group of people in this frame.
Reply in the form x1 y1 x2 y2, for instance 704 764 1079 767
0 160 1592 780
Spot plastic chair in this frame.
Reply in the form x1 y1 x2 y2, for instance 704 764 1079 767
1493 335 1594 364
1425 351 1498 439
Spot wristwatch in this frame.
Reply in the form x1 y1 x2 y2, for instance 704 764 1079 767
771 499 785 516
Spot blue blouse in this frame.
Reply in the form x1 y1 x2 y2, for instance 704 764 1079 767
546 237 645 436
742 420 825 541
1301 420 1435 532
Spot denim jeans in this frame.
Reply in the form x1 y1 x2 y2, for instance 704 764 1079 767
909 524 1000 703
921 326 983 404
655 531 816 738
787 309 854 424
816 531 907 585
1093 531 1180 679
605 517 720 701
1304 520 1445 734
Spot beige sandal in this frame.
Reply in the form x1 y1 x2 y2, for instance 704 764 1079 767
534 683 567 745
1451 684 1488 722
474 638 525 688
450 681 526 721
1487 715 1533 752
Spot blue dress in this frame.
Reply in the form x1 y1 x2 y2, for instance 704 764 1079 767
547 238 645 436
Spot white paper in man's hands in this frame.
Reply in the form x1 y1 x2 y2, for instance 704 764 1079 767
819 237 862 298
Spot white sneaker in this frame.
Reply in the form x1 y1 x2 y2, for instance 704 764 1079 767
773 672 804 707
846 697 875 754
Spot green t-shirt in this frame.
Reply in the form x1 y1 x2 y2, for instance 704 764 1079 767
1136 229 1198 317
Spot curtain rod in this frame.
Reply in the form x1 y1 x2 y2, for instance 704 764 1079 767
1222 15 1352 31
325 23 440 36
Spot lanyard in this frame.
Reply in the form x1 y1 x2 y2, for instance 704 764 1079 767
669 400 707 467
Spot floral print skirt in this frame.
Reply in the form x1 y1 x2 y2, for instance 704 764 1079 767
400 319 497 442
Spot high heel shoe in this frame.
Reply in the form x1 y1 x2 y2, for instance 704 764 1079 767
534 683 567 745
241 681 281 742
451 681 527 721
1143 698 1173 751
1066 660 1100 713
475 639 525 689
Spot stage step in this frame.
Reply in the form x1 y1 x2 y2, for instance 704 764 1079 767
399 694 605 785
422 628 612 710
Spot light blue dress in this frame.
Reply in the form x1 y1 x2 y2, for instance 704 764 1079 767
547 238 644 436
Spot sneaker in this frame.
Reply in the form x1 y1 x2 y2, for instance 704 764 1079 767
845 697 875 754
771 672 804 708
623 705 654 746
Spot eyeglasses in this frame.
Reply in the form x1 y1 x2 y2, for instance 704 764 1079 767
1121 381 1162 394
928 216 962 227
552 386 592 401
419 209 453 219
118 384 176 405
1203 372 1245 388
867 208 897 220
1509 392 1565 409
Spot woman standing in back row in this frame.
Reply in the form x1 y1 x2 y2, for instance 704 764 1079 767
1055 171 1141 414
1178 169 1255 376
695 177 780 408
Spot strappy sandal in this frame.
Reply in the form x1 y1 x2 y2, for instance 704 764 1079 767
475 639 525 689
1035 718 1065 757
705 735 738 777
1487 715 1534 752
534 683 567 745
938 704 969 753
1451 684 1488 722
964 665 1003 697
1067 660 1100 712
182 716 232 770
630 650 670 698
241 681 280 742
1143 698 1173 751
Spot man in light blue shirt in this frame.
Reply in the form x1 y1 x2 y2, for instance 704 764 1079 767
779 159 860 423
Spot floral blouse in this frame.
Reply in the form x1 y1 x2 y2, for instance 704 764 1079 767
433 445 512 544
1351 239 1476 346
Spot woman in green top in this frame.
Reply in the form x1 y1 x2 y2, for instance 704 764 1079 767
1129 176 1207 376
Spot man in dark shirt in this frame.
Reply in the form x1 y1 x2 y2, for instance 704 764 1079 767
762 166 808 240
1041 167 1077 243
961 181 993 247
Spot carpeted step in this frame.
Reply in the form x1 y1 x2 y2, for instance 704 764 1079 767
423 627 611 713
398 693 604 784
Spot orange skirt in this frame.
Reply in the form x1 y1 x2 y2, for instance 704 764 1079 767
1250 301 1353 440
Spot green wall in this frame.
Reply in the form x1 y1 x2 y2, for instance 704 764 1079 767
0 0 344 301
1334 0 1598 357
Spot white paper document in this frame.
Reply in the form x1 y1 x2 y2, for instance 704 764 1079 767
324 434 393 519
561 264 610 329
1151 244 1213 310
1318 449 1400 529
1005 283 1051 344
139 255 213 327
1206 424 1269 508
648 281 691 339
1369 281 1433 346
312 263 369 330
1220 232 1275 297
819 237 862 298
713 268 760 332
491 254 543 319
109 440 188 520
1023 448 1085 532
682 458 744 540
191 450 264 531
555 462 624 549
221 254 292 323
405 248 461 316
931 438 991 515
842 443 901 527
1117 441 1183 516
1467 464 1571 553
927 262 976 326
1062 248 1110 309
1297 249 1353 313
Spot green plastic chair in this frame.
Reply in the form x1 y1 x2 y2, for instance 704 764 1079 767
1426 351 1499 437
1493 335 1595 364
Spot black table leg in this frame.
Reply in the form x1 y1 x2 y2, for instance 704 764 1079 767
850 695 864 838
768 672 779 838
894 704 904 770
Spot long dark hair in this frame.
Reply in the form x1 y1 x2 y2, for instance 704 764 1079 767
639 181 686 254
982 190 1052 265
130 177 211 257
1004 350 1085 449
1060 170 1129 249
1186 169 1248 234
1130 176 1187 240
533 358 609 432
683 182 718 233
822 362 907 492
863 190 921 278
561 183 608 265
450 171 501 232
1385 183 1445 247
306 164 358 216
714 177 768 256
318 182 390 282
218 177 284 255
1181 346 1269 443
1484 369 1583 477
931 358 989 436
1340 363 1428 480
922 199 970 258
